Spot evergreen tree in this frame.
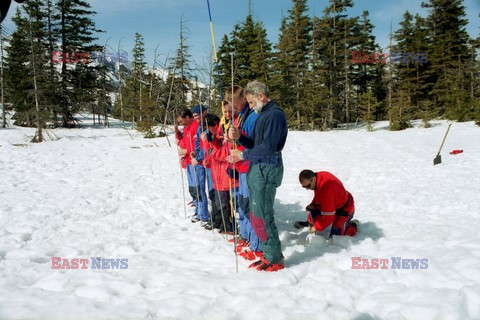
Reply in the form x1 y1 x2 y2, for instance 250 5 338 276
470 35 480 125
217 27 238 90
251 20 272 85
421 0 473 121
5 9 32 126
270 17 291 115
349 10 386 123
314 0 354 127
351 11 379 95
55 0 101 127
44 0 61 127
390 11 434 127
303 15 330 130
272 0 311 129
123 32 147 126
26 0 49 141
1 24 8 128
5 2 50 131
218 13 272 90
390 11 418 128
165 16 193 117
358 89 381 131
389 89 412 130
410 14 434 124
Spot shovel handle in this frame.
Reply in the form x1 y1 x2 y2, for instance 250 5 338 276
437 124 452 155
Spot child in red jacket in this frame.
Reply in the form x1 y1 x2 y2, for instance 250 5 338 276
203 111 239 233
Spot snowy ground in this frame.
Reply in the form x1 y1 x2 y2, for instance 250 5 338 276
1 116 479 319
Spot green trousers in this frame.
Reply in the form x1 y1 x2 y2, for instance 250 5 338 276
247 158 284 264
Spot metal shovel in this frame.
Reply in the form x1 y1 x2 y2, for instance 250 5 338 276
433 124 452 165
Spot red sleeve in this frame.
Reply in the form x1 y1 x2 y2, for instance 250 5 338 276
178 139 186 149
236 144 245 151
175 130 183 141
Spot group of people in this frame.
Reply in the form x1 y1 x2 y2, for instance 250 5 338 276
174 80 358 272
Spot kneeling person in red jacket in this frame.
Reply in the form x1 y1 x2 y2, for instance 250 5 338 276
297 170 358 237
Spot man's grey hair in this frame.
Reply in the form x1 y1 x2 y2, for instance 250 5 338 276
245 80 270 98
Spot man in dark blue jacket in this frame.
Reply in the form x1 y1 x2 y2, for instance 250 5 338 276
227 80 288 272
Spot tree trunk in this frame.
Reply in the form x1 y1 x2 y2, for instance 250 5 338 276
29 13 42 143
1 24 6 128
92 103 95 125
46 0 59 127
344 22 349 128
118 40 124 122
60 1 69 127
388 20 393 126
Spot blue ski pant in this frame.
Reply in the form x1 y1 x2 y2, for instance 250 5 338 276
238 172 261 251
206 168 217 219
186 164 209 221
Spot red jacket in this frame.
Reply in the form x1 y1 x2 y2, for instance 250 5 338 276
176 120 199 168
208 122 239 191
211 114 250 174
308 171 355 231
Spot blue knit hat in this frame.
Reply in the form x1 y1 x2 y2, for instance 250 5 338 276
192 105 208 116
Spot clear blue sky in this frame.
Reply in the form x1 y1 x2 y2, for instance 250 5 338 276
4 0 480 69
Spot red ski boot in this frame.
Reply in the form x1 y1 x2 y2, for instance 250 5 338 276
239 250 263 261
248 256 284 272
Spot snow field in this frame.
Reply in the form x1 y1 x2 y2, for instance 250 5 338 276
1 118 479 319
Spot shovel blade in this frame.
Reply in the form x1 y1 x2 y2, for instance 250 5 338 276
433 154 442 165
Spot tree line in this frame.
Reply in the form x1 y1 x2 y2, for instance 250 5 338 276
217 0 480 130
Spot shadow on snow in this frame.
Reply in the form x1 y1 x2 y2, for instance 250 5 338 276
273 199 384 268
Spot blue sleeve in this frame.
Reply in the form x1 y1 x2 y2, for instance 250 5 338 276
194 126 204 161
242 112 258 137
243 111 286 160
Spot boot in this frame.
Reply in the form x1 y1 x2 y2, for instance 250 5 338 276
249 256 284 272
239 250 263 261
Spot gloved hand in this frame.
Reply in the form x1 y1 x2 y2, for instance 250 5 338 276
294 221 310 229
191 158 198 167
227 167 239 180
